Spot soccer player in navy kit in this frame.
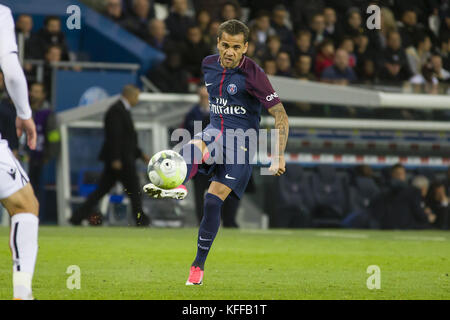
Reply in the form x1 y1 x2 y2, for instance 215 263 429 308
144 19 289 285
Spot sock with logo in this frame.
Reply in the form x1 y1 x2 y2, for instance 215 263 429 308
10 213 39 300
180 142 204 184
192 193 223 270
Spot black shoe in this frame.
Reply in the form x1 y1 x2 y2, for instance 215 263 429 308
136 213 151 227
88 212 103 226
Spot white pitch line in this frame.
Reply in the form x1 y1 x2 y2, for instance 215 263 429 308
240 229 294 236
393 236 447 242
315 231 369 239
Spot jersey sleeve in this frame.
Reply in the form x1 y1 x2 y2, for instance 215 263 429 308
0 6 18 61
0 6 32 120
245 61 281 109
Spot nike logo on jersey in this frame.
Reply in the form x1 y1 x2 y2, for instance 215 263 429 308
205 82 213 87
225 174 236 180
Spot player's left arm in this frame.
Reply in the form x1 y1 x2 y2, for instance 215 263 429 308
268 102 289 176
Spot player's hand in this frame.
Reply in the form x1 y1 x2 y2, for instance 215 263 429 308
16 117 37 150
111 160 122 171
142 154 150 163
269 156 286 176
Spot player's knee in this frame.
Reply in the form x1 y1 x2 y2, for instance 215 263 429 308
7 187 39 216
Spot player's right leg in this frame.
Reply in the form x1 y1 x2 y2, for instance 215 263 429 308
1 176 39 300
143 139 208 200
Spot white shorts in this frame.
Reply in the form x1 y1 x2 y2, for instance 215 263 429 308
0 139 30 200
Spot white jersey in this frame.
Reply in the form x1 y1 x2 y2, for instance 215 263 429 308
0 5 31 198
0 4 32 123
0 5 18 60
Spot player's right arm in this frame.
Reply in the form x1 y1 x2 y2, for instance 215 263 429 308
268 103 288 176
0 6 36 150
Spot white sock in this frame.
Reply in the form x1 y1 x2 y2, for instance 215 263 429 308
10 213 39 300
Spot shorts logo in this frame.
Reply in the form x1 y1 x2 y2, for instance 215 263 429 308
266 92 279 101
8 168 16 180
227 83 237 95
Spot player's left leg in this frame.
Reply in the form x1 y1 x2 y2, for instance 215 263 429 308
0 144 39 300
1 183 39 300
186 181 231 285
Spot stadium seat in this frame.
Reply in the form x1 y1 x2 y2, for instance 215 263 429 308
310 165 349 227
271 164 315 228
349 176 381 214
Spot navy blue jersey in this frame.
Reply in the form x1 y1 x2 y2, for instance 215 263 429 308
202 54 281 132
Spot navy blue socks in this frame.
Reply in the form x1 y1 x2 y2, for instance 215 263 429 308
193 193 224 270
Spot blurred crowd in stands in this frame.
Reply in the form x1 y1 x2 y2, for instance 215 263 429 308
12 0 450 117
82 0 450 95
266 163 450 230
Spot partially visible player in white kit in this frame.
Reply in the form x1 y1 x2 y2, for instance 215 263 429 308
0 5 39 300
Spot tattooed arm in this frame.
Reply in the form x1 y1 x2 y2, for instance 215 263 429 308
268 103 289 176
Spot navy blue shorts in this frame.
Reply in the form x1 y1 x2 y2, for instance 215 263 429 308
193 124 254 199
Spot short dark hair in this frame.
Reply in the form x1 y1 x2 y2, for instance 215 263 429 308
390 163 405 174
44 15 60 26
218 19 249 43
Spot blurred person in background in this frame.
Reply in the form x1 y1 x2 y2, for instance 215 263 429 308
122 0 155 39
42 44 63 98
409 61 439 95
309 12 327 46
196 9 211 42
368 7 397 52
430 53 450 82
398 8 426 49
0 71 18 157
321 48 357 84
378 31 413 84
32 16 70 61
293 30 315 61
249 10 276 55
103 0 126 24
370 164 435 229
27 83 59 195
165 0 195 42
262 59 277 76
290 0 325 31
356 58 377 84
69 85 151 226
342 7 364 38
323 7 339 40
148 48 189 93
146 19 172 52
220 1 240 22
294 54 316 81
406 33 432 76
270 5 295 50
426 181 450 230
338 36 356 68
15 14 38 63
275 51 293 77
314 39 335 77
354 33 372 64
259 35 281 62
181 25 212 79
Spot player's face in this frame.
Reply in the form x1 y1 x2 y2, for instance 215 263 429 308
217 32 248 69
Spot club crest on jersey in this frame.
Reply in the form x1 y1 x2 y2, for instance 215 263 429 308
227 83 237 95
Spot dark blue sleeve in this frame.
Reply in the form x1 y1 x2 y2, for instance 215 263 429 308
244 59 281 110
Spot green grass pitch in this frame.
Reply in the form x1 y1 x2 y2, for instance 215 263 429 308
0 227 449 300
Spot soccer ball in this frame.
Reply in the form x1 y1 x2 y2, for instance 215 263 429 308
147 150 187 189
